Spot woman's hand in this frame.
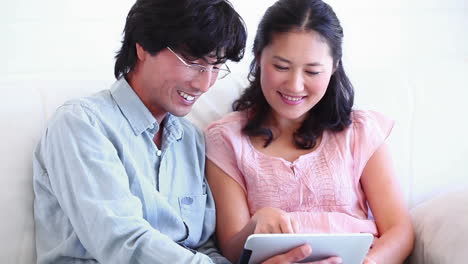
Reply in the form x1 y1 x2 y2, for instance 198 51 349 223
251 208 342 264
262 244 343 264
251 207 298 234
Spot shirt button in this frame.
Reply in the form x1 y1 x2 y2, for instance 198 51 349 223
181 197 193 205
156 150 162 157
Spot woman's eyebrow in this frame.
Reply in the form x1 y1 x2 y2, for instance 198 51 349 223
273 55 323 66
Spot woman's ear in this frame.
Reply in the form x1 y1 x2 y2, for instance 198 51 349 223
255 51 264 72
256 54 262 68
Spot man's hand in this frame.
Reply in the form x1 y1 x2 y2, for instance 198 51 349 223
251 207 298 234
262 244 342 264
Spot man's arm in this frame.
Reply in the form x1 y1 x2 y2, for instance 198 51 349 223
196 236 231 264
196 178 231 264
191 126 231 264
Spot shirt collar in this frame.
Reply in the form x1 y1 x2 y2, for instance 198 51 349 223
162 114 184 147
110 78 157 136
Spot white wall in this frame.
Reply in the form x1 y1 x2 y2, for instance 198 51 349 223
2 0 468 207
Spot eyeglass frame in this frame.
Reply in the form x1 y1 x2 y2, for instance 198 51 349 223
166 47 231 80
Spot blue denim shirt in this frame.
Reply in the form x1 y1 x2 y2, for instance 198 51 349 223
33 78 227 263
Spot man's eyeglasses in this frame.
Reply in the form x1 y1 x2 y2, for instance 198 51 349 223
167 47 230 80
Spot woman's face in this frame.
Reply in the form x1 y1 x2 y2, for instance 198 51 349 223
259 30 335 123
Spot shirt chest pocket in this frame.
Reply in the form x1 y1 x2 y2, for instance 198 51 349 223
178 194 213 247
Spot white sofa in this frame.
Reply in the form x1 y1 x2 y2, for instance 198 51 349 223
1 76 467 264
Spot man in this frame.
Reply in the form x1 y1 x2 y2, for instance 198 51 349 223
33 0 246 263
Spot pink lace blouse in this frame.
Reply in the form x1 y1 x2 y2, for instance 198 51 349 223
205 110 394 236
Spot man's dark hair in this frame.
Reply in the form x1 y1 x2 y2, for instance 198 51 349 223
114 0 247 79
232 0 354 149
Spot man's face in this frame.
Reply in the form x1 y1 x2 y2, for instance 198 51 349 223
129 44 219 122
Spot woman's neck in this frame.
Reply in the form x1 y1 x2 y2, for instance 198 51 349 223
265 112 305 139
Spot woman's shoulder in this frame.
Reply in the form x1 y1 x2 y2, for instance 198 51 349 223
351 109 391 124
328 109 394 147
350 109 394 132
205 111 247 133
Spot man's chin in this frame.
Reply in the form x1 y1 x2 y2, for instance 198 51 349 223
170 108 193 117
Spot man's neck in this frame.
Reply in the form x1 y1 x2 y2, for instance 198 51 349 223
126 73 167 123
156 113 171 149
153 123 164 149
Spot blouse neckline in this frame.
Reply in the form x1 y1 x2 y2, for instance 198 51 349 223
244 130 328 165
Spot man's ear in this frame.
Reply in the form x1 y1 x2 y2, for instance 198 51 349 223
135 43 146 61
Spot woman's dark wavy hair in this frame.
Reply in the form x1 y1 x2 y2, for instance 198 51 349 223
114 0 247 79
232 0 354 149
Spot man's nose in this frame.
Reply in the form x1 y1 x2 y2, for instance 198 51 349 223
191 70 215 93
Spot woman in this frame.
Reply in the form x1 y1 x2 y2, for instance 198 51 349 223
205 0 414 263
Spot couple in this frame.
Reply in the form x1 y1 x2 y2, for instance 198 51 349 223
32 0 414 263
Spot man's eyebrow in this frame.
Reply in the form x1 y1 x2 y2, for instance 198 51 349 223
273 55 323 66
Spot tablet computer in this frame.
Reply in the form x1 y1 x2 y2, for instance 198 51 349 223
239 233 373 264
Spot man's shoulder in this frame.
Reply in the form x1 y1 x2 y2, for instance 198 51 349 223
39 89 126 140
62 89 114 111
52 90 118 122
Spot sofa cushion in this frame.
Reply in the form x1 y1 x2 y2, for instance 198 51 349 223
407 188 468 264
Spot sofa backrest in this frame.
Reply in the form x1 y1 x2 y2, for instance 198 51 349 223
0 80 110 263
1 83 42 264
